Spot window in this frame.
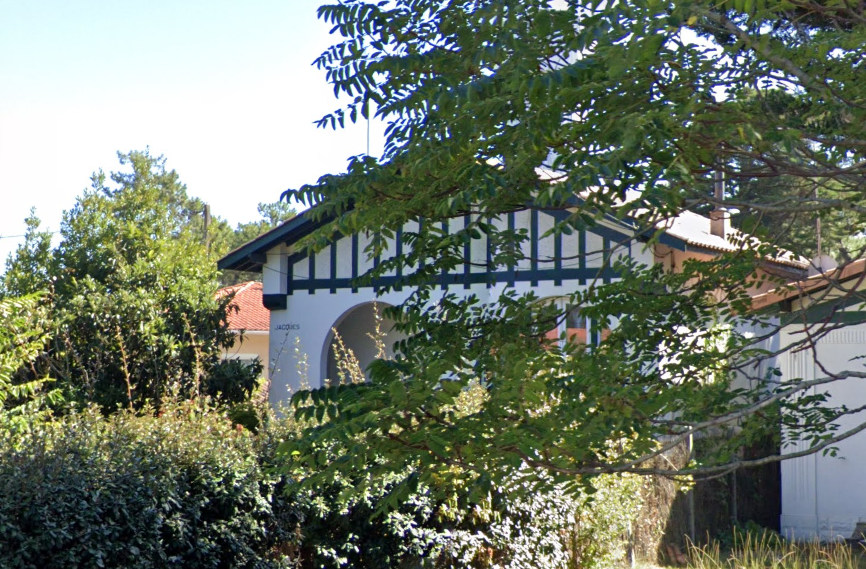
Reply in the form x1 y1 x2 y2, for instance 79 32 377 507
565 306 588 344
544 301 609 346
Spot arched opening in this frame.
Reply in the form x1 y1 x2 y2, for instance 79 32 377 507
321 302 405 384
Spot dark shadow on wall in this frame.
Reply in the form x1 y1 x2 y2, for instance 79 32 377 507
657 437 781 564
625 435 781 566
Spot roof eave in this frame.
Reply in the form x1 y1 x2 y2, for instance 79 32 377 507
217 210 328 272
751 258 866 312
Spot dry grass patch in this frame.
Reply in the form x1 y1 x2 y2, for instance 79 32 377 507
684 530 866 569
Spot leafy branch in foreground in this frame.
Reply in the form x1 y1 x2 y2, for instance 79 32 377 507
281 0 866 498
283 255 817 499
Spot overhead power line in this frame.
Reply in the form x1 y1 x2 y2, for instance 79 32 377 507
0 230 60 240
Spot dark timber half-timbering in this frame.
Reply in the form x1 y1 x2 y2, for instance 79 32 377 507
269 210 632 296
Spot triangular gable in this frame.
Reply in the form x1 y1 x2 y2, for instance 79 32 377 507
218 205 641 274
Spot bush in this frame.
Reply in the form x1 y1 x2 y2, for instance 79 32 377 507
0 395 644 569
205 358 263 406
0 402 293 569
277 376 642 568
0 294 62 440
428 472 643 569
269 420 643 569
276 468 642 569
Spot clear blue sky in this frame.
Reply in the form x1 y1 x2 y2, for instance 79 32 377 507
0 0 383 264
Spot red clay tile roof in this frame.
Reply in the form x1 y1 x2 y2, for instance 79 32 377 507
216 281 269 332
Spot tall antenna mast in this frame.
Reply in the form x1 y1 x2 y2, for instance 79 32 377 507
815 188 822 257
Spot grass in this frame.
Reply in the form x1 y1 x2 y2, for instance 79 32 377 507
682 529 866 569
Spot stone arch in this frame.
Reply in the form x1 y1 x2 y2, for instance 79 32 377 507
320 301 404 384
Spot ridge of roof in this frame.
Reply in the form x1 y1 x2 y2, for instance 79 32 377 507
216 280 257 298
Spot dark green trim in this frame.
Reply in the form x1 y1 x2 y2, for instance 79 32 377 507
463 216 471 290
579 228 586 285
218 210 326 272
554 227 563 286
351 234 359 293
545 208 634 245
396 227 403 291
329 242 337 294
603 236 611 285
261 206 660 298
286 263 293 295
530 208 539 287
262 294 287 311
440 221 449 291
794 292 866 323
656 231 688 252
507 212 516 287
806 311 866 324
217 201 674 274
486 216 493 289
308 253 315 295
762 286 866 324
285 266 617 295
559 195 640 233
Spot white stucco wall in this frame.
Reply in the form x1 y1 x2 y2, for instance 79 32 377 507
266 276 630 402
267 287 413 400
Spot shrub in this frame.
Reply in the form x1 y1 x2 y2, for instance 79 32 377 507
0 294 62 440
205 358 263 406
269 342 642 569
0 402 292 569
688 527 859 569
277 468 642 569
270 428 643 569
276 339 645 569
424 472 643 569
0 379 643 569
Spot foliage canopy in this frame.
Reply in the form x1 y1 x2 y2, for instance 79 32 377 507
280 0 866 499
1 150 264 410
